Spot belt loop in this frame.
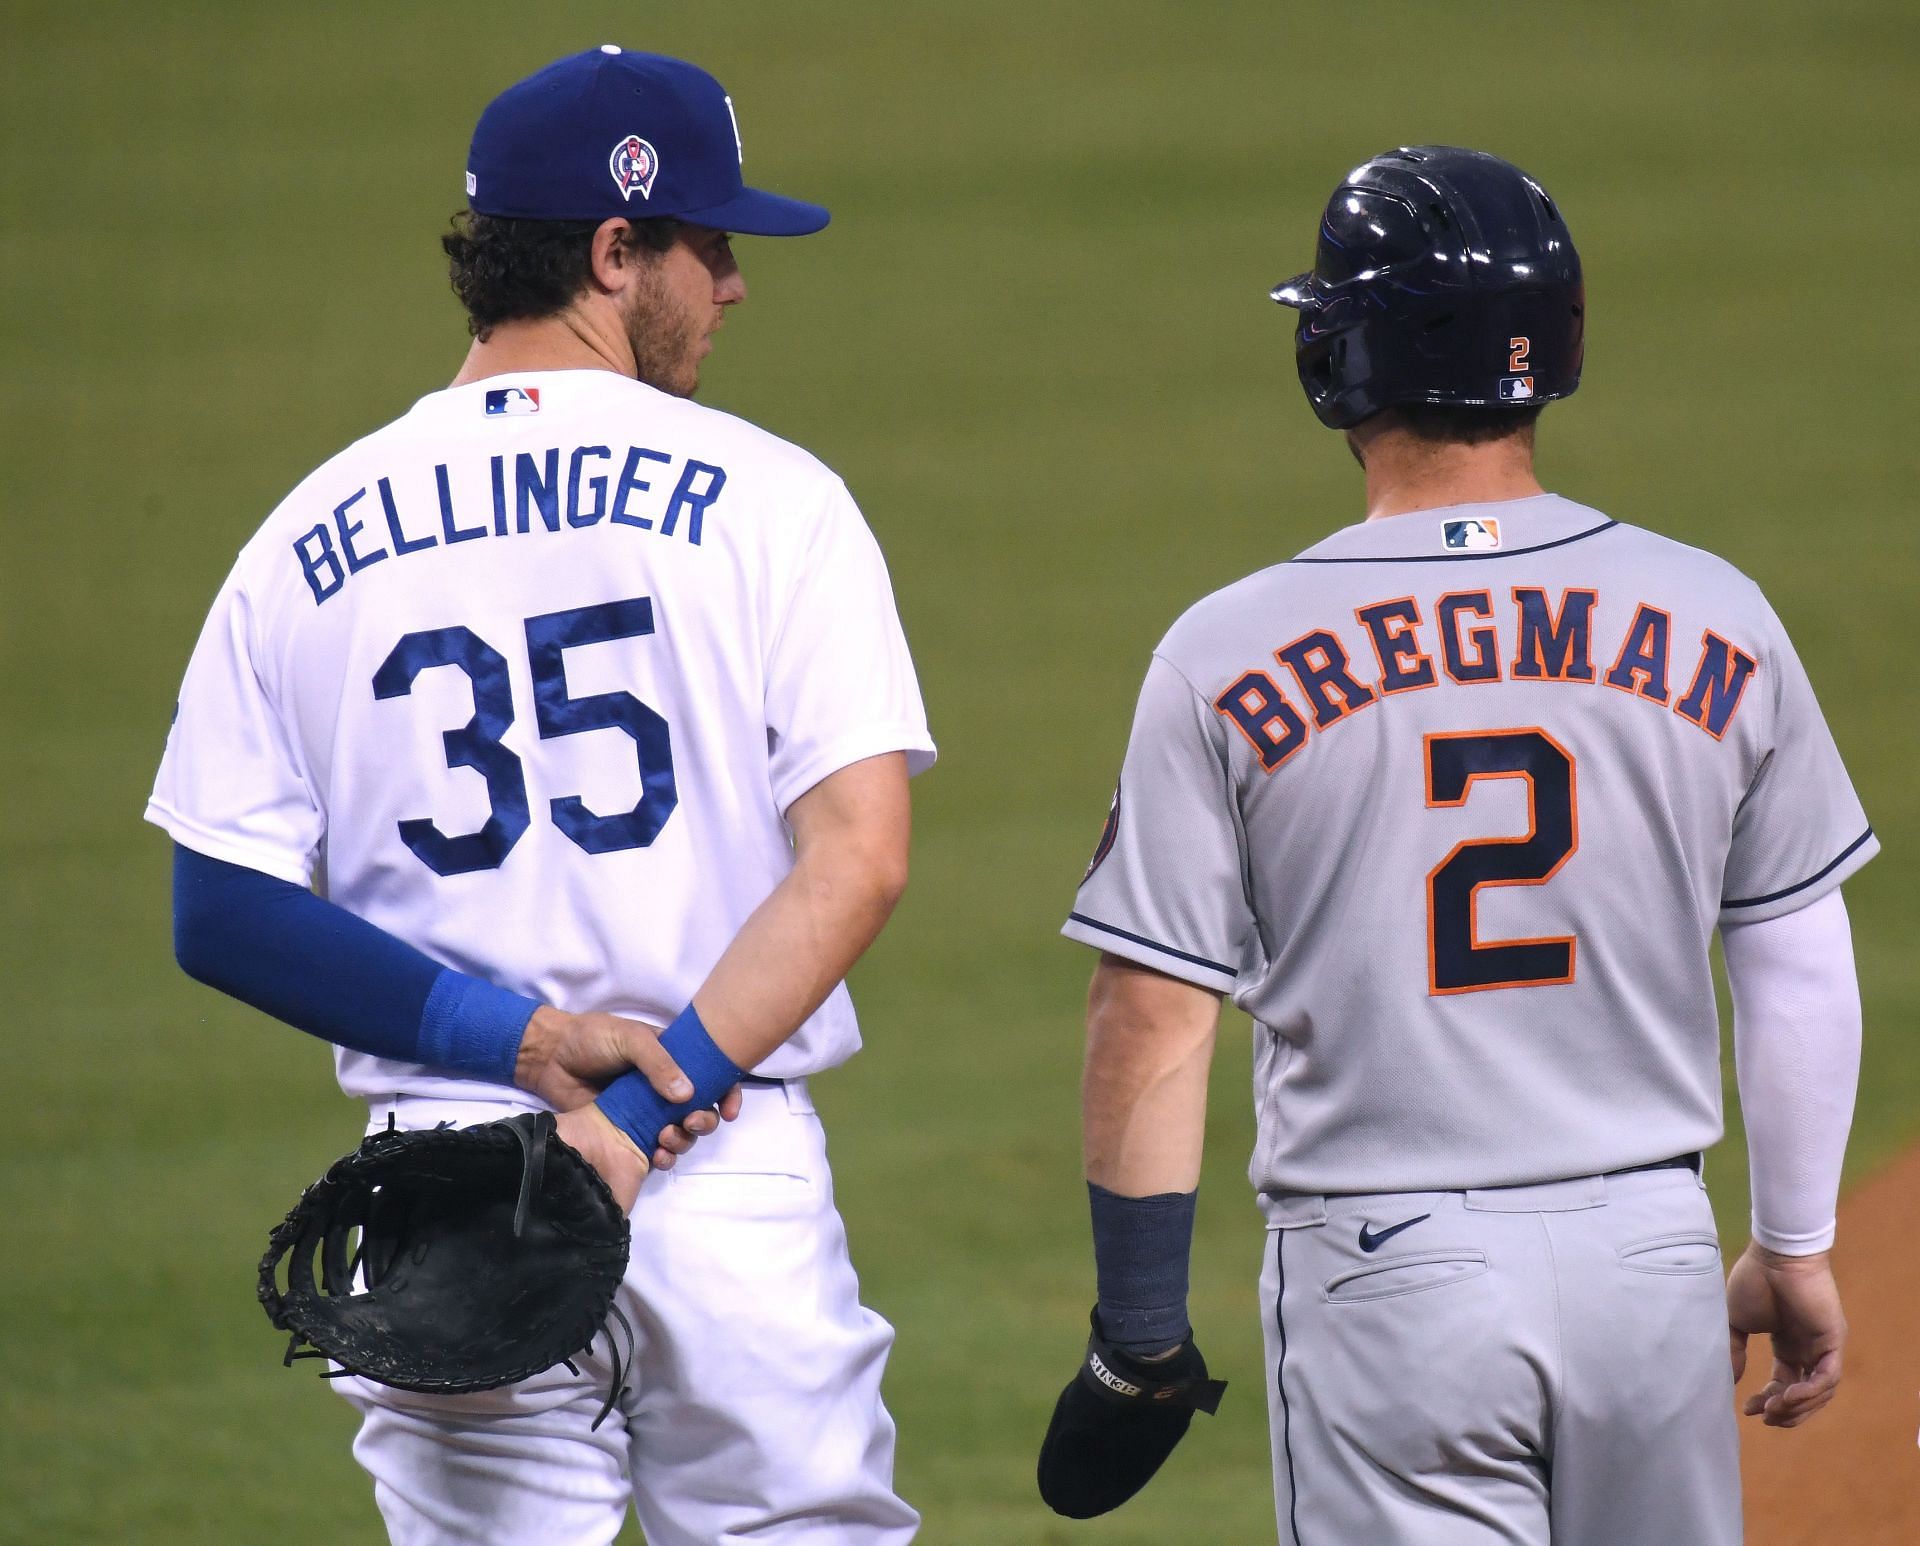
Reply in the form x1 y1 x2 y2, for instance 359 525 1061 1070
1260 1193 1329 1230
782 1076 814 1115
1464 1174 1605 1212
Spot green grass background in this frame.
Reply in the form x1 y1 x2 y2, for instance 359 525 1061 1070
2 2 1914 1541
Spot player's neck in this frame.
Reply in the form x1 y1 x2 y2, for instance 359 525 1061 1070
450 306 637 389
1348 423 1544 522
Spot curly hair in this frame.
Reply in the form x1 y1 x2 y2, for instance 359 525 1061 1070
442 212 681 339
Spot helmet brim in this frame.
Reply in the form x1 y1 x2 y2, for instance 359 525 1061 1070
1269 273 1321 313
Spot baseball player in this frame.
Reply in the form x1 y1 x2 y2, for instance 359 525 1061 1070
149 47 932 1544
1039 146 1873 1544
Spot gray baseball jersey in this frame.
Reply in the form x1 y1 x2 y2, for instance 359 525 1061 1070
1065 493 1875 1196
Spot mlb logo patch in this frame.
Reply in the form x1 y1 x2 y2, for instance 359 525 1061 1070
1443 518 1501 551
484 386 541 417
610 134 660 202
1499 375 1536 401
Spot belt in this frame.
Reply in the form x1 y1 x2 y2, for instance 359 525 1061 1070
738 1074 787 1089
1606 1151 1702 1178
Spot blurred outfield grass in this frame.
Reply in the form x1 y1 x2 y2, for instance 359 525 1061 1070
1 2 1914 1542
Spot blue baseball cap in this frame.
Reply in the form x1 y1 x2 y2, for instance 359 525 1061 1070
465 46 829 236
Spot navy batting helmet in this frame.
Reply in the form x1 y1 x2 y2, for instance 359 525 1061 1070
1271 146 1583 430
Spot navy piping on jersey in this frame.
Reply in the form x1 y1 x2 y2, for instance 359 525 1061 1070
1274 1230 1302 1546
1065 913 1236 978
1288 519 1617 565
1723 828 1876 910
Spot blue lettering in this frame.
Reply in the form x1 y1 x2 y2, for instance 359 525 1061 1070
380 476 436 556
295 522 345 604
515 449 561 534
1275 628 1377 728
1214 670 1309 772
1355 598 1436 694
1605 604 1671 703
611 447 671 528
438 463 485 544
567 446 611 527
490 456 509 537
661 459 726 545
1437 591 1501 684
1676 632 1758 739
334 487 388 575
1512 587 1598 682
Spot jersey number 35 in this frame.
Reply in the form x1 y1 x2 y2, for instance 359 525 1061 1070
372 596 676 876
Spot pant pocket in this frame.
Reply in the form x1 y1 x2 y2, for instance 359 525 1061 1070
1617 1232 1723 1275
1324 1250 1489 1303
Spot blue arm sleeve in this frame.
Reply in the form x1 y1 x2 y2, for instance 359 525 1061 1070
170 843 537 1084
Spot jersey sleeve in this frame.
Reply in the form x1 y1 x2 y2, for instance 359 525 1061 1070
145 570 324 887
763 480 936 813
1718 605 1877 925
1062 654 1254 994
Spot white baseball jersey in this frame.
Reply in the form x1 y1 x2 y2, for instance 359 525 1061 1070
149 370 936 1102
1067 494 1874 1196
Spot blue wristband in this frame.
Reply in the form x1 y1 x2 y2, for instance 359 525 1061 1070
595 1004 746 1154
1089 1182 1197 1355
417 970 540 1085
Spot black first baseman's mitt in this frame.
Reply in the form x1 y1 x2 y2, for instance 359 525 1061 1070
259 1111 630 1414
1037 1309 1227 1518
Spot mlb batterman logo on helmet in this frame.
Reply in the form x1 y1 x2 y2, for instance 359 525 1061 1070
609 134 660 201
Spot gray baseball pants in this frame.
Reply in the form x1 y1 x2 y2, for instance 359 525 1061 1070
1260 1163 1740 1545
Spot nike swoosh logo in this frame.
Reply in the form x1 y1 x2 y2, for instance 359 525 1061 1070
1358 1213 1431 1253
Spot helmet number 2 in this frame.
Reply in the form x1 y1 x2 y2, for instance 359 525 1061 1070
1508 337 1531 373
1423 728 1577 994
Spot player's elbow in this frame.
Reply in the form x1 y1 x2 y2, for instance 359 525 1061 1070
811 833 909 929
172 902 225 989
867 841 910 915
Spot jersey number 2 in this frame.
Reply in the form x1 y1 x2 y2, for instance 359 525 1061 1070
1424 728 1577 994
373 597 677 876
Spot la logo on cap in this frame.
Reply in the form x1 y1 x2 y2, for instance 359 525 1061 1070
610 135 660 201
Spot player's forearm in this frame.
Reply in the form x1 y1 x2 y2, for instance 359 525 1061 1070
691 832 907 1069
593 754 911 1146
1078 954 1222 1354
1083 956 1221 1195
1723 889 1862 1255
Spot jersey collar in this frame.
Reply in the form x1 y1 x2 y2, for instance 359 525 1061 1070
1289 494 1617 565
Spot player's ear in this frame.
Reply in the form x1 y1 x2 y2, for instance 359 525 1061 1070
588 218 639 296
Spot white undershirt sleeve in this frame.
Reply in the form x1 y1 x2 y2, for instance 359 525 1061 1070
1721 887 1862 1255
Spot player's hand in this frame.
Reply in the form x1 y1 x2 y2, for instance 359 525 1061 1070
1726 1242 1846 1428
515 1005 745 1123
554 1105 656 1213
1037 1310 1227 1518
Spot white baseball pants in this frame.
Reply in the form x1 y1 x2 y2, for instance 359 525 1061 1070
336 1081 918 1545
